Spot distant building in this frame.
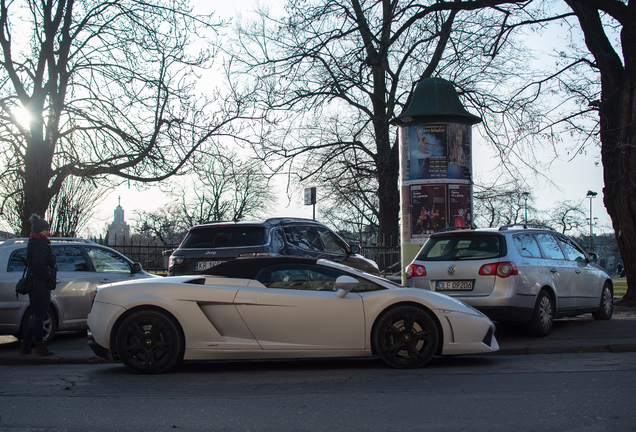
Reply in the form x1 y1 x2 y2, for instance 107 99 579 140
107 197 130 245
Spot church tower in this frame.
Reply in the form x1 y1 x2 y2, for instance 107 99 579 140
107 196 131 245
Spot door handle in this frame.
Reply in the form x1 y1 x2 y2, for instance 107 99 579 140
575 270 581 274
550 269 558 273
100 278 111 283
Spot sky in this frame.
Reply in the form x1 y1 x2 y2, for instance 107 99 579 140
83 1 610 238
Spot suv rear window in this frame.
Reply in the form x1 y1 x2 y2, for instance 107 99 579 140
181 226 267 248
416 235 502 261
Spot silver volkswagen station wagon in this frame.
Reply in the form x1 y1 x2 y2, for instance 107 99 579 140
404 224 613 336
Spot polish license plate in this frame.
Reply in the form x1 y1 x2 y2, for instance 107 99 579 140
195 261 222 271
436 280 474 291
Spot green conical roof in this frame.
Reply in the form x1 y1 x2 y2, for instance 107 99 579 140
390 78 482 126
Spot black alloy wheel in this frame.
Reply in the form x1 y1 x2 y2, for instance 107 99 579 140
592 282 613 320
115 310 184 374
373 305 439 369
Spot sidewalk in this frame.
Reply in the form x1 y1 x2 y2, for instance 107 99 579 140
1 303 635 366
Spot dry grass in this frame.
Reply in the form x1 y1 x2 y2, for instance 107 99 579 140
612 278 627 297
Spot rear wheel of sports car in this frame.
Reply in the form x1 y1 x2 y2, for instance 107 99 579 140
115 310 184 374
592 282 613 320
373 306 439 369
526 290 554 337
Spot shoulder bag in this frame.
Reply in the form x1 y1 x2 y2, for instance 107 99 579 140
15 266 34 298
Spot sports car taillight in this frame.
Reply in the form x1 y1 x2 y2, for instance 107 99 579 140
405 264 427 279
479 261 518 278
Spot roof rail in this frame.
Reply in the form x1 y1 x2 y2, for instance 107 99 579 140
499 224 555 231
438 226 475 233
1 237 98 246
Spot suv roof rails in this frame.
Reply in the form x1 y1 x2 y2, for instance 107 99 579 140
1 237 98 246
438 226 475 233
499 224 555 231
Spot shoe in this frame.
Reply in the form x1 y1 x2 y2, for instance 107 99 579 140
19 341 32 355
34 342 54 357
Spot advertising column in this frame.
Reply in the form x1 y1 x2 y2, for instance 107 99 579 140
391 78 481 283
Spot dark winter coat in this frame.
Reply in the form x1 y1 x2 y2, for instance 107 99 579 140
26 236 57 290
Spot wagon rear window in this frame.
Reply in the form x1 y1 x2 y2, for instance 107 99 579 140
416 235 502 261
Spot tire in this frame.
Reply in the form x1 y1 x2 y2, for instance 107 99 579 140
526 290 554 337
115 310 184 374
373 305 439 369
18 306 57 344
592 282 613 320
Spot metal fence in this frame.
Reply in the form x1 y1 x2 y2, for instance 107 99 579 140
94 238 176 275
99 238 402 276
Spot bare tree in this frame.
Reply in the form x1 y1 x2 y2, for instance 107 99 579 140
133 203 187 247
134 154 277 244
0 0 254 235
178 154 277 226
230 0 527 245
546 200 588 235
473 180 535 228
47 177 106 237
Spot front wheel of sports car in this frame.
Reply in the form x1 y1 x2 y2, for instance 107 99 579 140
373 305 439 369
115 310 184 374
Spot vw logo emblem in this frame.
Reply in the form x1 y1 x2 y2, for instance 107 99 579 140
447 265 456 276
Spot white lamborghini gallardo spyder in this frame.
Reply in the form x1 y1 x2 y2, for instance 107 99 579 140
87 257 499 373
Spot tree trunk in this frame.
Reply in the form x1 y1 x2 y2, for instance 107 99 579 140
376 141 400 247
21 132 55 236
602 77 636 305
566 0 636 304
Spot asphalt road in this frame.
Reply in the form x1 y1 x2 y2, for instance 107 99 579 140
1 352 635 431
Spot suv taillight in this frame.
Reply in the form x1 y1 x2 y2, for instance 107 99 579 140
169 254 185 268
405 264 427 279
479 261 518 278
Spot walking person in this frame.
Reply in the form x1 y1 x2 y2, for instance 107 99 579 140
19 214 57 356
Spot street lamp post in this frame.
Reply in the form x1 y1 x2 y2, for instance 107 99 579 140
586 190 598 251
522 192 530 223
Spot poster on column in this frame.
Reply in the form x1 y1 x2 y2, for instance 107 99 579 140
449 184 472 228
408 125 447 180
411 184 447 241
447 124 472 180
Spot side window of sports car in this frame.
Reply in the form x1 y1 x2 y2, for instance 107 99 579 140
256 263 384 292
53 246 89 271
7 248 27 272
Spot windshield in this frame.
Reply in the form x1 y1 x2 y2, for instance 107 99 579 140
181 226 267 248
416 235 503 261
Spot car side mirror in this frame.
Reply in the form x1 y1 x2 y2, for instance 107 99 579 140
350 244 361 255
132 262 143 274
587 252 599 263
335 275 358 298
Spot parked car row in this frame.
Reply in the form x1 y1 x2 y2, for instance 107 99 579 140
2 221 614 374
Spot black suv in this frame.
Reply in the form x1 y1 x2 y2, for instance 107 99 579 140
168 218 380 275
